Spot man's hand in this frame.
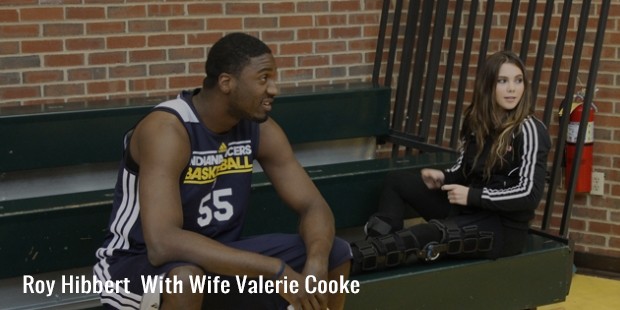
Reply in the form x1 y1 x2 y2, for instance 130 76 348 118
278 264 325 310
302 258 329 309
441 184 469 206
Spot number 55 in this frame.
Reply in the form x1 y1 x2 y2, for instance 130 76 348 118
197 188 234 227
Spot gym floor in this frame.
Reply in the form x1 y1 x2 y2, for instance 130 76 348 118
539 270 620 310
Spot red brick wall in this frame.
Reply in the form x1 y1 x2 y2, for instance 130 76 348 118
0 0 382 105
0 0 618 259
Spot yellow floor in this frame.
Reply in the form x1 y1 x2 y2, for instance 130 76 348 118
538 273 620 310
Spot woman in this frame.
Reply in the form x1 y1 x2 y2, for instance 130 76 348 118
351 51 551 274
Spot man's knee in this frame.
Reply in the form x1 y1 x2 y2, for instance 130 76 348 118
332 237 352 262
168 264 204 283
171 265 205 294
329 237 352 277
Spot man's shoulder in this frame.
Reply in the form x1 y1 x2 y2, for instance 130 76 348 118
153 95 197 124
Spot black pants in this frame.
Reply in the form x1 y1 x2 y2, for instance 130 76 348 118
372 170 526 259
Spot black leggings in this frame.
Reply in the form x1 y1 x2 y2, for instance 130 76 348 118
373 170 526 258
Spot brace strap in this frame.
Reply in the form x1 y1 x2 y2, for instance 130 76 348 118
428 219 495 257
364 216 394 237
372 234 402 267
395 229 421 264
351 228 422 274
351 240 379 271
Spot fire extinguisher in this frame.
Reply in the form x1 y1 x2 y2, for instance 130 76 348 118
562 91 596 193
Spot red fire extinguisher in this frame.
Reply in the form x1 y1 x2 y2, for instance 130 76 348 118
563 92 596 193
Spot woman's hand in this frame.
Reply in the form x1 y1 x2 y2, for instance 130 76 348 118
441 184 469 206
421 168 445 189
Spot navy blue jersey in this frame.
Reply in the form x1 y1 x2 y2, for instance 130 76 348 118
96 89 259 260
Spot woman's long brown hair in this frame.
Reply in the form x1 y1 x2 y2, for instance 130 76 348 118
460 51 533 180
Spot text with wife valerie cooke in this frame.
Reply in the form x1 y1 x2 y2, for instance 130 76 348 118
23 274 360 296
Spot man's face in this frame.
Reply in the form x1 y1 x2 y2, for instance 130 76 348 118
227 53 279 123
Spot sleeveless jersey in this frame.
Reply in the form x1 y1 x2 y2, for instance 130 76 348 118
96 89 260 261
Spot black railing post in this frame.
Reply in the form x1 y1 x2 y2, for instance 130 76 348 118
436 0 465 145
531 0 554 104
519 0 537 64
450 0 478 149
390 0 420 157
419 0 448 143
541 0 574 231
559 0 610 238
372 0 392 87
504 0 521 50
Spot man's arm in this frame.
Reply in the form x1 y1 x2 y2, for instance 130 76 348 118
256 118 336 279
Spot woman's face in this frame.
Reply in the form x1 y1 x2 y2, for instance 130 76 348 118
495 62 524 111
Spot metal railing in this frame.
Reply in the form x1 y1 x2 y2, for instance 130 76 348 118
372 0 611 238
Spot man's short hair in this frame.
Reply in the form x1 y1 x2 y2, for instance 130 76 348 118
204 33 272 88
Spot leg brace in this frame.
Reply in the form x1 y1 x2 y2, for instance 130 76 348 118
351 219 494 274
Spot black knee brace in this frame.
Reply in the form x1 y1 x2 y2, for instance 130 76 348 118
350 220 495 274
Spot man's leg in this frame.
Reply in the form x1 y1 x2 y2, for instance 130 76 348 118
95 253 197 310
326 252 351 310
160 265 205 310
216 233 352 310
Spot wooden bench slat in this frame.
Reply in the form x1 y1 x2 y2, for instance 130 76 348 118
0 106 152 172
273 85 391 144
0 84 390 172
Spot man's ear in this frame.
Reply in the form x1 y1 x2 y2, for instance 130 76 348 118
218 73 233 94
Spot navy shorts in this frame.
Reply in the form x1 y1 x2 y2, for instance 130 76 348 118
95 234 352 309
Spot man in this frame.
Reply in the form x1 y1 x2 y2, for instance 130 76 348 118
94 32 352 310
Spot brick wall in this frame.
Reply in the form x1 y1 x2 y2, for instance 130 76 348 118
0 0 618 260
0 0 382 105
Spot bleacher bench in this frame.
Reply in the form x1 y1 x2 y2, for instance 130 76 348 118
0 83 572 310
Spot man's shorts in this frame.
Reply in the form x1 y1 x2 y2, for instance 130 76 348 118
94 234 352 309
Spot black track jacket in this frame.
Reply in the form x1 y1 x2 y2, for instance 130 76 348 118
443 116 552 231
